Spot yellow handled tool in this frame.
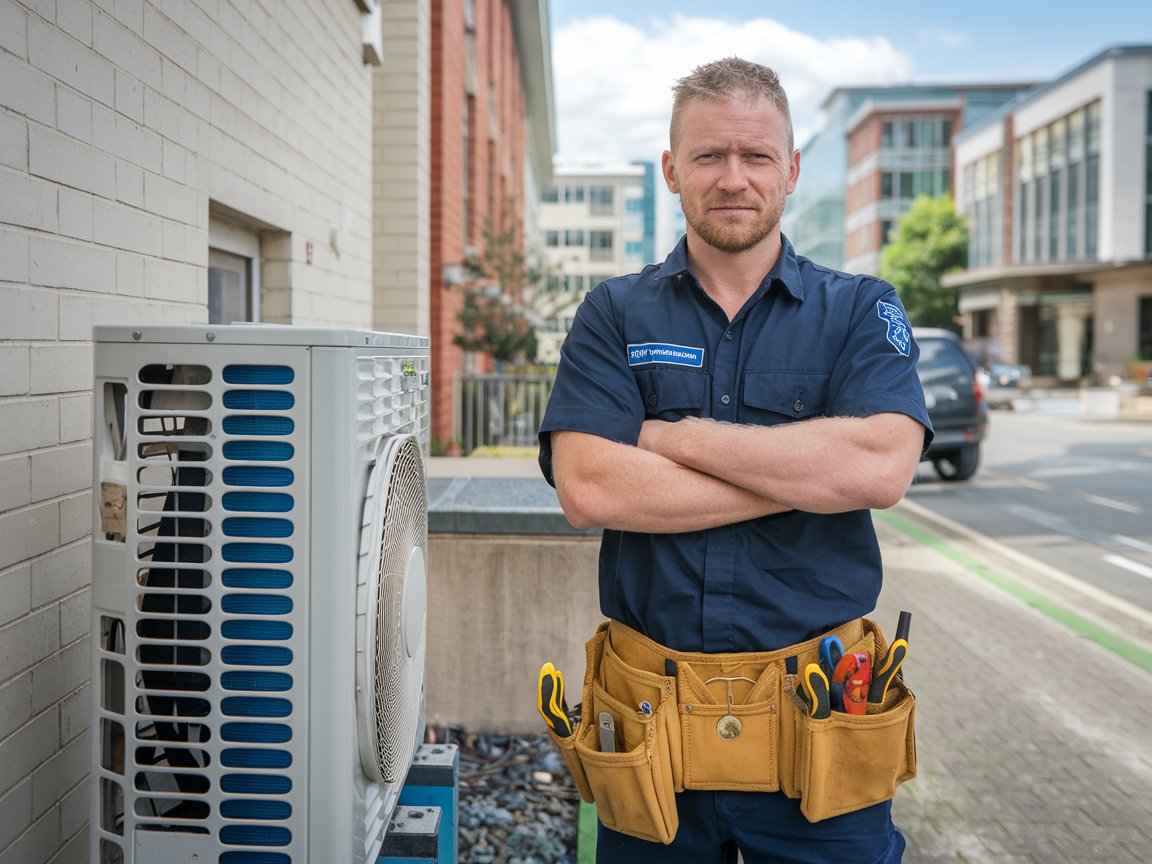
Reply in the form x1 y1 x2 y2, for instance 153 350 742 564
537 662 572 737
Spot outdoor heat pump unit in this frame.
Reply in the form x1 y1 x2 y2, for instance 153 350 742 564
90 324 431 864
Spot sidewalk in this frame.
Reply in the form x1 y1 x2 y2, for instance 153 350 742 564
875 503 1152 863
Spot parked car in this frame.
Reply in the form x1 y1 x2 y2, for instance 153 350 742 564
914 328 988 481
984 363 1032 409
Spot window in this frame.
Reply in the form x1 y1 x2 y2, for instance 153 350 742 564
625 240 644 257
880 173 893 198
541 186 559 203
208 216 260 324
545 230 559 247
1140 296 1152 358
626 198 645 213
564 230 584 247
881 121 893 148
564 185 585 204
462 97 473 246
589 230 614 262
208 250 251 325
590 185 614 216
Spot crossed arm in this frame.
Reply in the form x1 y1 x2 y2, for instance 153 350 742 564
551 413 925 533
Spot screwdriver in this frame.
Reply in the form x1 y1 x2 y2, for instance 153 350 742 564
868 611 911 705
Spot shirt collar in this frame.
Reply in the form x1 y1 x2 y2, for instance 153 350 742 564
653 233 806 301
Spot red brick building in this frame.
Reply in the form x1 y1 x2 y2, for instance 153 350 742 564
429 0 554 447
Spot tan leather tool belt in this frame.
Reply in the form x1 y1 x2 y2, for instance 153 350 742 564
547 618 916 844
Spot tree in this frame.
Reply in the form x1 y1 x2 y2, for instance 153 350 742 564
452 204 548 365
877 194 969 329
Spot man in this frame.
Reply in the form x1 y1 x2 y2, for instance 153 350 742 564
538 58 931 863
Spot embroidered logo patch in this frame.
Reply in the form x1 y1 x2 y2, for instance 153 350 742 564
627 342 705 368
876 301 911 357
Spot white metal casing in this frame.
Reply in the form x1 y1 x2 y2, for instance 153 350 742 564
89 324 430 864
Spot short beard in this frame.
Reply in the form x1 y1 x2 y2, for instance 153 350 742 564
683 200 783 254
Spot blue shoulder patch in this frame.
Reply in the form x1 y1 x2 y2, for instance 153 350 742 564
876 301 911 357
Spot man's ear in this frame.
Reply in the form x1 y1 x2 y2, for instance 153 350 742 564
661 150 680 194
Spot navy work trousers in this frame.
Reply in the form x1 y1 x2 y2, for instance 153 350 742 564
596 791 904 863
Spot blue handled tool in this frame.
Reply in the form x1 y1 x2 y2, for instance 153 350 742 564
818 635 844 680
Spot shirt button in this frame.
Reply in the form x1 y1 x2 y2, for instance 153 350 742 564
721 394 731 405
793 400 804 412
647 394 658 408
725 330 734 341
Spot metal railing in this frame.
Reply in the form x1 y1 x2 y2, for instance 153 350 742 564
453 372 554 454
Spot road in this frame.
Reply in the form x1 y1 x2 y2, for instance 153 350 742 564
905 406 1152 622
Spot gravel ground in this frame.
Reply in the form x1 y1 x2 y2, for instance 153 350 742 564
428 728 581 864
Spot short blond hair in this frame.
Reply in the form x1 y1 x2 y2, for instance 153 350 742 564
670 57 794 153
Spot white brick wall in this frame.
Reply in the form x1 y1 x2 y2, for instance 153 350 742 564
0 1 382 861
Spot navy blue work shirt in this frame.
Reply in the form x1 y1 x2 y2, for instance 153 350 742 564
539 235 933 653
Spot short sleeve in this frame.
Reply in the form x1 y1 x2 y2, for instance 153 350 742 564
538 282 646 485
828 279 934 450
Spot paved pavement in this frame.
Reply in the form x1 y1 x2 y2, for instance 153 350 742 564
876 504 1152 863
429 454 1152 862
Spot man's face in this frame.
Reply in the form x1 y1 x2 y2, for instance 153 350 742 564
662 95 800 255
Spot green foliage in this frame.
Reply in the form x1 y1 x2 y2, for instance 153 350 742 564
454 284 538 363
452 203 552 364
877 194 969 328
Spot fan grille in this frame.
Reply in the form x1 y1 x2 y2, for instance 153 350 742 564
363 435 427 783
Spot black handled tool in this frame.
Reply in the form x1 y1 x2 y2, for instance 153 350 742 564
799 663 831 719
537 662 572 737
869 611 912 705
868 639 907 704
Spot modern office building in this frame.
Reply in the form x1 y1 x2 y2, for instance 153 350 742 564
785 83 1035 272
535 163 656 362
948 45 1152 382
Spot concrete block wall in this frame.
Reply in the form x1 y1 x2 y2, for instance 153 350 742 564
0 1 380 861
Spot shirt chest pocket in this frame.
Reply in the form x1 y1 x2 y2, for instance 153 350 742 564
636 368 711 421
740 372 830 425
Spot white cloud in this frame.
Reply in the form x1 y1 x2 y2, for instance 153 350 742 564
552 14 915 167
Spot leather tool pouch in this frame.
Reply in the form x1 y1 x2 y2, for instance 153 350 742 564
547 623 679 844
548 618 916 843
779 619 917 822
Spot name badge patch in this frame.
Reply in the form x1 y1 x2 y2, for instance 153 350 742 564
627 342 705 368
876 301 911 357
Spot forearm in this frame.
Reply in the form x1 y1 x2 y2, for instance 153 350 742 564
551 430 791 533
639 414 924 514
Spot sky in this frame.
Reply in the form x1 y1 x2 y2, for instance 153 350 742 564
548 0 1152 168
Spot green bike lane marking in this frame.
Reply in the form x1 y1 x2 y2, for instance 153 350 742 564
876 509 1152 675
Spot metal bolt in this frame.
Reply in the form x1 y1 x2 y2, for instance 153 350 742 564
132 331 142 341
206 331 216 342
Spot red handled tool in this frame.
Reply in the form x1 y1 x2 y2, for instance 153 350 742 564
832 652 871 715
